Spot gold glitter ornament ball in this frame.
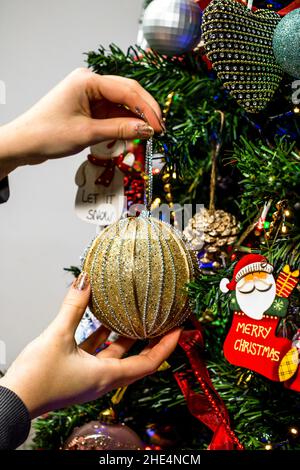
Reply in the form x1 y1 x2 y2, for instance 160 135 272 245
83 216 195 339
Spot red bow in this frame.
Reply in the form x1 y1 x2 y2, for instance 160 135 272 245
88 154 135 187
174 319 243 450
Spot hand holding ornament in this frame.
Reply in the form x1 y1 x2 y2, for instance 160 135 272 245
0 68 164 180
0 273 181 419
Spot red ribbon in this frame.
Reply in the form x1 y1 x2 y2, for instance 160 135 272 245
195 0 213 9
196 0 300 15
174 321 243 450
278 0 300 15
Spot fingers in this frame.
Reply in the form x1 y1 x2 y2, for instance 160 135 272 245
97 336 135 359
89 116 154 142
88 74 163 134
90 101 138 120
52 272 91 335
79 325 110 353
135 86 163 126
111 328 182 384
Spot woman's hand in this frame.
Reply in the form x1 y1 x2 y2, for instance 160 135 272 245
0 68 164 179
0 273 180 419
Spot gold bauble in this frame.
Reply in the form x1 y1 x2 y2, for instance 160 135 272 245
183 208 240 253
83 216 195 339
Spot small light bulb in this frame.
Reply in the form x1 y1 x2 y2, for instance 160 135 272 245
265 444 272 450
281 225 288 234
284 209 291 217
294 106 300 114
290 427 298 436
151 198 161 210
172 171 177 179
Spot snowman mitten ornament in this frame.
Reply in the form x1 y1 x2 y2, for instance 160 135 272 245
75 140 126 226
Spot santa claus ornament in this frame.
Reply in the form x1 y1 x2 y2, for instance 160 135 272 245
220 254 300 385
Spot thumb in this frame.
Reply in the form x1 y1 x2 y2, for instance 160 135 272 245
53 272 91 335
89 117 154 142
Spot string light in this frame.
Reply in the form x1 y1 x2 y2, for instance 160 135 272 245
294 106 300 114
265 200 292 240
284 209 291 217
289 427 299 436
151 197 161 210
261 425 300 450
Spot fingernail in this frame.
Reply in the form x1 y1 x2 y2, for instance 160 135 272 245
135 123 154 138
73 272 90 291
135 106 146 121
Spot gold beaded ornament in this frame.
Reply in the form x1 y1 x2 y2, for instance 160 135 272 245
202 0 283 113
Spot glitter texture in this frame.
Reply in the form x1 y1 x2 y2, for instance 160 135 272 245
202 0 283 113
273 9 300 79
64 421 144 450
83 215 196 339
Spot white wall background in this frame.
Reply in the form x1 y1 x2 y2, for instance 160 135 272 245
0 0 143 367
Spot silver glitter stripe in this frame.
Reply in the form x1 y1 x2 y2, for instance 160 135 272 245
89 229 118 334
150 220 195 335
141 216 151 337
150 221 177 336
144 137 153 213
117 218 141 338
146 217 168 335
157 217 196 278
93 223 132 336
89 227 119 334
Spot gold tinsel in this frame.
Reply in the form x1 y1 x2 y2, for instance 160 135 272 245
83 215 196 339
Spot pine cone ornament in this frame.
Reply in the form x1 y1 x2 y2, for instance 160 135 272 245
184 208 240 266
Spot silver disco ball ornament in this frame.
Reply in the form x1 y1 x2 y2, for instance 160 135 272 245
142 0 203 56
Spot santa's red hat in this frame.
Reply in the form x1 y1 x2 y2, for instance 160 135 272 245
220 254 273 294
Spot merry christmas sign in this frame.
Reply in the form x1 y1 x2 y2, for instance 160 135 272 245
220 254 299 383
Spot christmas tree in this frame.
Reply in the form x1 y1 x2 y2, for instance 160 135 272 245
33 0 300 450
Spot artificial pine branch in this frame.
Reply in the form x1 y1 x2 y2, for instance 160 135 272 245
33 44 300 450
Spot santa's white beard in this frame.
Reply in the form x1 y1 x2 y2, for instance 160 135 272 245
236 276 276 320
